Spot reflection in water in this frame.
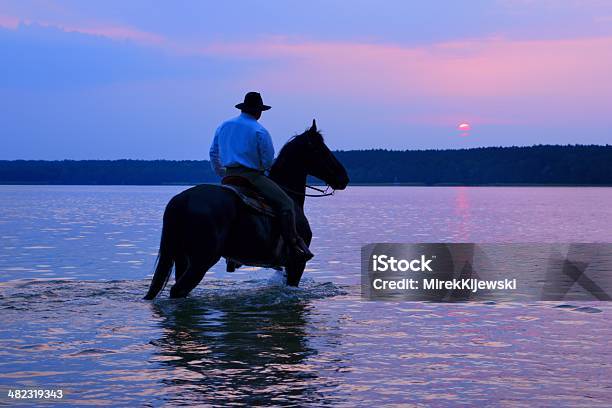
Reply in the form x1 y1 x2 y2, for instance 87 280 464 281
2 186 612 405
150 296 328 405
454 186 471 242
1 279 611 406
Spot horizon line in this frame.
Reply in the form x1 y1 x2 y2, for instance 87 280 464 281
2 143 611 161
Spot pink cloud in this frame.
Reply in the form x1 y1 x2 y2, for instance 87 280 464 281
394 114 524 127
0 14 167 46
2 10 611 127
59 24 167 46
204 36 612 97
0 14 20 29
199 36 612 125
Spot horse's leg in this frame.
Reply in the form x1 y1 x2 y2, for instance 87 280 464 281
286 259 306 287
285 215 311 286
174 254 188 283
169 254 220 298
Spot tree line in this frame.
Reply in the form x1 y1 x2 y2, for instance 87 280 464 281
0 145 611 185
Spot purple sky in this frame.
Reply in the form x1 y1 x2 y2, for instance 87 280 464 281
1 1 611 159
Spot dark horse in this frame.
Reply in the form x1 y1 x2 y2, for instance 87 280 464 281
144 120 349 299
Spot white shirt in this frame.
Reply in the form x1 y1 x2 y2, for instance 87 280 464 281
209 113 275 177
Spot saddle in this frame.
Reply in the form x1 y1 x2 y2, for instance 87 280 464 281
221 175 276 217
221 175 283 273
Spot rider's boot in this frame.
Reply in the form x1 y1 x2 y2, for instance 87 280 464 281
279 210 314 262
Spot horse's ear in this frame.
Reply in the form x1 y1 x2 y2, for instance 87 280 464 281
311 119 317 132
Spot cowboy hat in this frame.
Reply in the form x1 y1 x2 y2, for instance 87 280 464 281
235 91 271 111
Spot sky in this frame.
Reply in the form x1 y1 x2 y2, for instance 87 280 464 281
1 0 612 159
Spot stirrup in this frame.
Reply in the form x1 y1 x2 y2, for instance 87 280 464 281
293 239 314 262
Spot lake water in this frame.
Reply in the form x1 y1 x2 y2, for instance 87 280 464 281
1 185 611 406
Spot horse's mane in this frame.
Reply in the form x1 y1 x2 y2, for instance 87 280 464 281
269 126 324 178
276 128 324 159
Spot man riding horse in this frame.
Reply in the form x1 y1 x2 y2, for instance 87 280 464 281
210 92 314 262
143 93 348 299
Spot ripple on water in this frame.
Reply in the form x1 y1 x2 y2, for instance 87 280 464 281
555 304 603 313
0 275 347 312
0 277 350 404
0 278 611 406
2 185 612 405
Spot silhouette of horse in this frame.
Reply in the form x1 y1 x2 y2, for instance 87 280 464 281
144 120 349 299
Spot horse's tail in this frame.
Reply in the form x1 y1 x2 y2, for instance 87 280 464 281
143 198 178 300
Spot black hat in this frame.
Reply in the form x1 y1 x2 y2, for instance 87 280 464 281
235 92 271 111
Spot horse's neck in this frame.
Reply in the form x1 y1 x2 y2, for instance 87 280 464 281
269 149 307 208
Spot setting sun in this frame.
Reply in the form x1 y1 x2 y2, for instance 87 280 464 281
458 122 471 131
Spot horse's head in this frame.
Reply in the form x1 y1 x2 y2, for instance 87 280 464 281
270 120 349 191
300 119 349 190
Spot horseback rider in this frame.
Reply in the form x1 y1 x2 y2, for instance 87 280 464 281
209 92 314 262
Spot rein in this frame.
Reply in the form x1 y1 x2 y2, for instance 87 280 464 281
282 184 335 197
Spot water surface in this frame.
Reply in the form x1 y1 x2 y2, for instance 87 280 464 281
1 186 611 406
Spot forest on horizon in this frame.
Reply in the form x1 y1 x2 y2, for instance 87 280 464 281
1 145 611 186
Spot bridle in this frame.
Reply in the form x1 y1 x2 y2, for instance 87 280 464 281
306 184 335 197
272 129 344 198
282 184 335 197
280 133 339 198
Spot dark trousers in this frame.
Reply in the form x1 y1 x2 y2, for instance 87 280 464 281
225 166 294 213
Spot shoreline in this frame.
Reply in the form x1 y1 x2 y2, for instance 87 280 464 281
1 183 611 187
